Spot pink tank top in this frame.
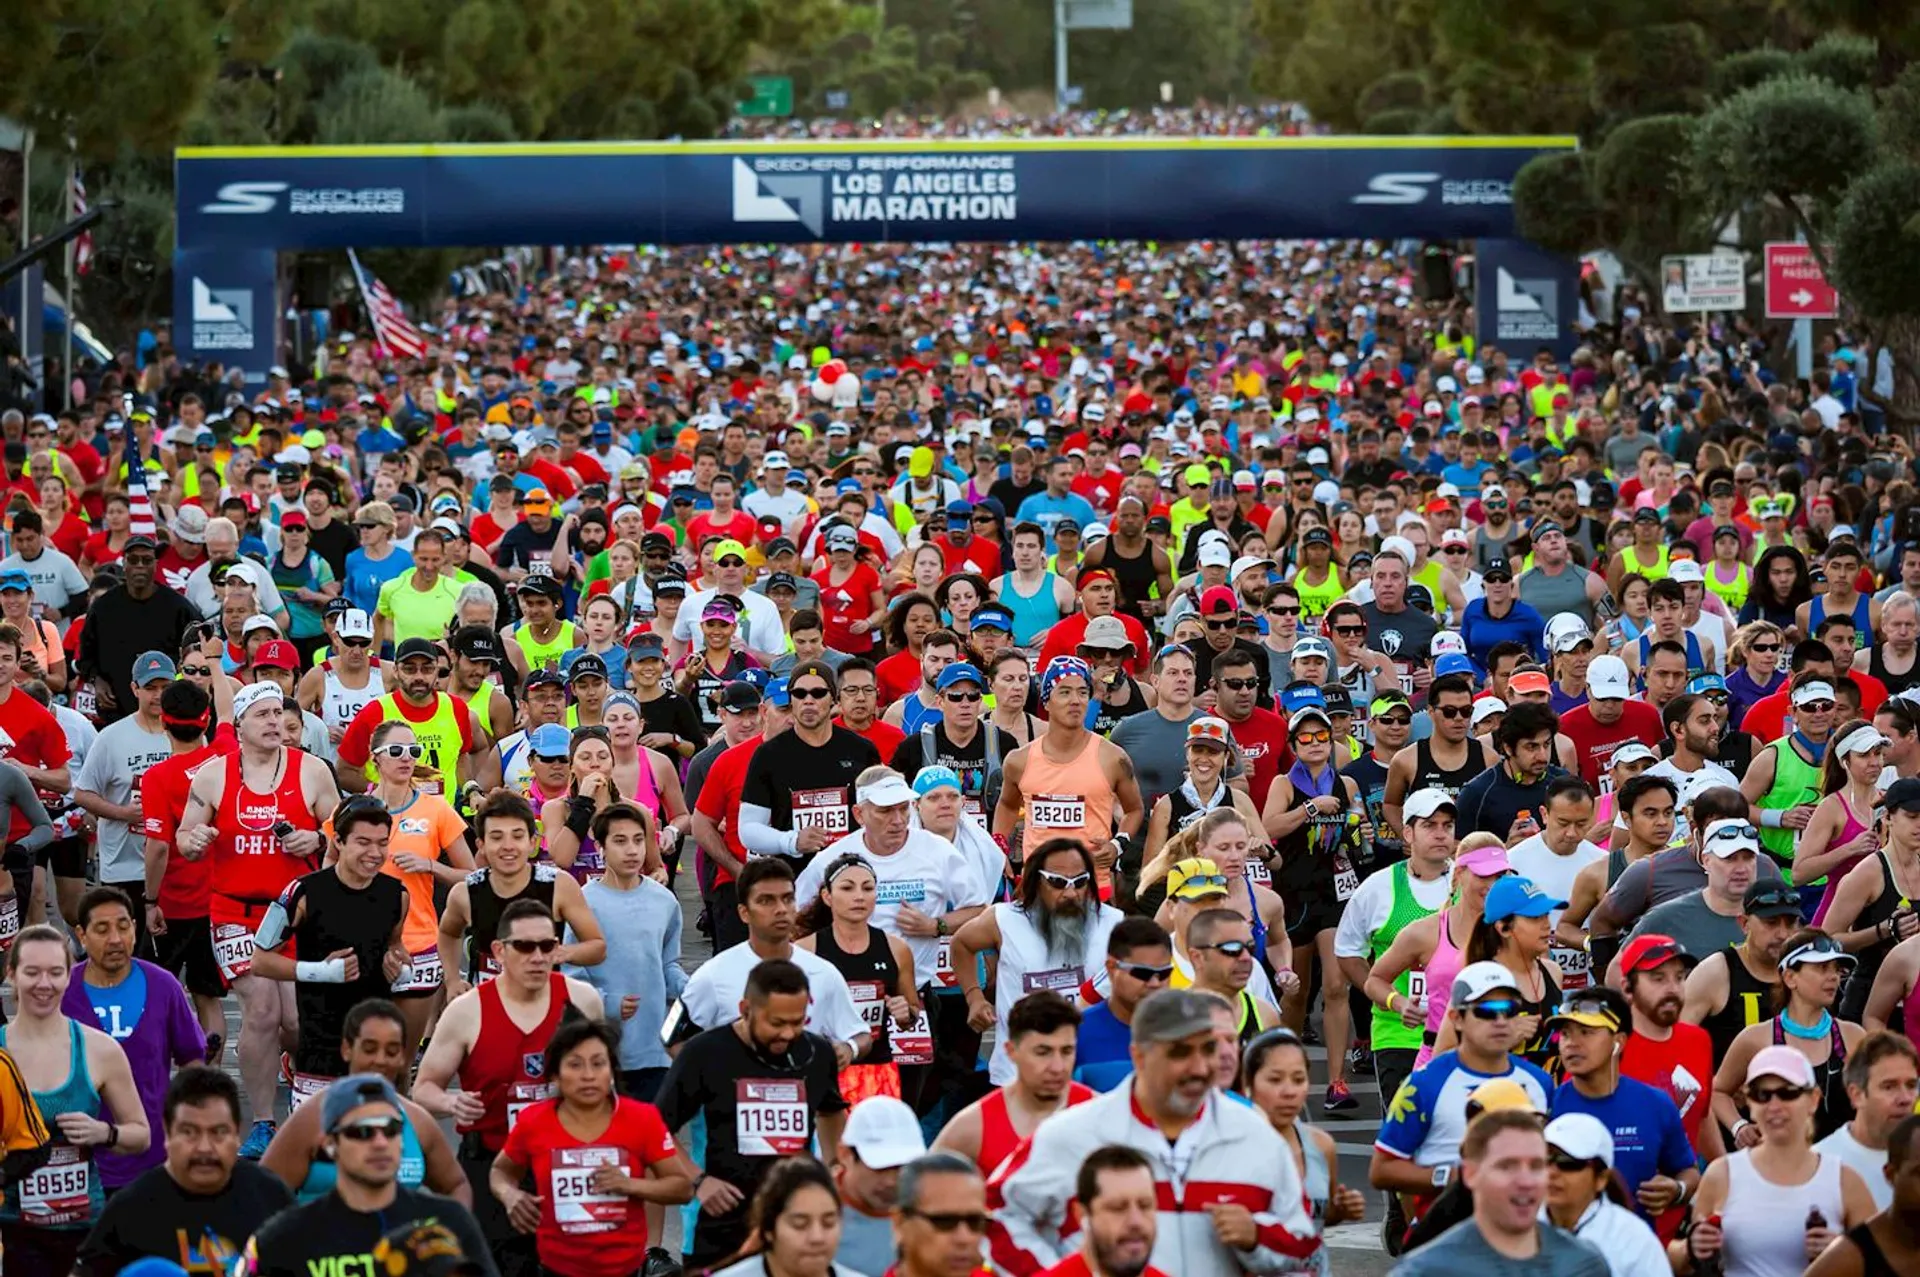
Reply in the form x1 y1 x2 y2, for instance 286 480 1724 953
632 748 662 817
1811 798 1873 926
1415 906 1468 1068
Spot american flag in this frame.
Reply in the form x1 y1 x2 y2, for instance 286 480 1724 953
347 248 427 359
69 168 90 276
123 417 155 537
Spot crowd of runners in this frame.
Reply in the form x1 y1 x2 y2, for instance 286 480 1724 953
0 102 1914 1277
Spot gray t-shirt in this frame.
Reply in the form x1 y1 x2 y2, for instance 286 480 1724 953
1627 890 1746 960
1391 1218 1609 1277
74 715 173 885
1107 706 1244 807
1603 846 1785 927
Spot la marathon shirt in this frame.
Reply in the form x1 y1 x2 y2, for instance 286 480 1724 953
798 828 988 978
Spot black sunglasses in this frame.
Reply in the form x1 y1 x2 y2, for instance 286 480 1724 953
1468 999 1521 1021
1219 677 1259 691
788 685 833 700
904 1209 989 1233
1116 962 1174 982
336 1116 406 1142
1196 940 1253 958
506 938 560 954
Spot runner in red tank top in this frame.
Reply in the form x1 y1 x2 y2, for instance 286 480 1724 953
932 989 1092 1176
176 681 340 1156
414 898 604 1273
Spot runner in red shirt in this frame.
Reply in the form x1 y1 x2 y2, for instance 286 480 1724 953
692 682 780 951
933 990 1093 1176
176 680 340 1155
1559 656 1665 791
936 503 1007 578
684 474 759 550
1031 1148 1172 1277
0 621 72 850
1616 934 1721 1239
140 678 232 1050
835 659 906 760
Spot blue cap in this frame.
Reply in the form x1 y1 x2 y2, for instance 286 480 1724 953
1688 674 1728 695
972 604 1014 633
529 723 572 759
739 668 772 692
0 570 30 593
118 1261 190 1277
1484 875 1566 923
765 677 790 707
1279 682 1326 715
913 765 963 796
837 477 865 495
936 663 985 692
945 500 972 521
319 1072 404 1133
194 431 216 448
131 651 176 685
1434 652 1477 679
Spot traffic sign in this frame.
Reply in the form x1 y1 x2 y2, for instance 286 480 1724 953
1764 242 1838 318
737 76 793 118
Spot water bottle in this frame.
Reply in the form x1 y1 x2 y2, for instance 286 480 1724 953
1691 1212 1723 1277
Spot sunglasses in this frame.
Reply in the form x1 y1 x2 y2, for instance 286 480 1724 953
905 1209 990 1234
943 691 983 703
1293 729 1332 746
1196 940 1253 958
1435 704 1473 720
375 743 424 760
1441 546 1469 554
1204 618 1239 631
1748 1084 1810 1105
1178 872 1229 891
181 664 212 678
1219 677 1259 691
1468 999 1521 1021
1707 822 1760 843
1332 624 1367 636
1117 962 1175 982
788 686 833 700
1268 606 1301 617
971 514 995 524
1549 1154 1603 1175
335 1116 406 1142
506 938 560 955
342 637 373 649
1799 700 1837 713
1037 870 1092 890
1750 643 1782 654
1374 713 1413 728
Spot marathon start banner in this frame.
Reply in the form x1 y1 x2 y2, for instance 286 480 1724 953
174 137 1574 251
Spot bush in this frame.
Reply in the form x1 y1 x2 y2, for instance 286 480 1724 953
1591 25 1712 122
1357 70 1430 119
1513 151 1605 256
1692 73 1875 209
1362 108 1429 134
1593 114 1702 260
1710 47 1795 98
1797 32 1878 88
1830 161 1920 322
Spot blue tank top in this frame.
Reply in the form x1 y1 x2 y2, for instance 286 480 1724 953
0 1020 103 1229
899 693 943 735
1809 591 1872 636
996 571 1062 645
1072 1001 1135 1092
1637 629 1705 681
296 1105 427 1202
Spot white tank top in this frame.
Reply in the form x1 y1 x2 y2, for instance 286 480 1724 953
1721 1149 1845 1277
323 660 386 732
988 900 1120 1085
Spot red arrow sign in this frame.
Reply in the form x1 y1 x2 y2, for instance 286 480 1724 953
1765 242 1838 318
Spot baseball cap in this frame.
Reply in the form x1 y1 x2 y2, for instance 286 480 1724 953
1434 653 1476 680
1688 674 1729 696
702 597 741 624
1130 988 1221 1044
1508 670 1550 697
320 1072 403 1133
1546 615 1593 653
1471 696 1507 728
718 681 763 713
1197 541 1233 569
1468 1077 1544 1116
1291 635 1333 663
1484 876 1565 922
1452 960 1522 1005
251 639 298 671
1 570 41 594
1586 655 1632 700
1742 881 1803 919
1167 856 1229 901
524 668 566 692
1543 1113 1616 1169
1884 776 1920 813
516 574 564 600
1792 679 1838 708
842 1096 927 1170
1668 559 1704 584
1229 554 1274 582
394 637 443 666
1610 742 1660 768
936 663 985 692
1482 556 1514 582
1746 1043 1818 1089
712 538 750 564
130 651 176 685
1619 933 1695 976
528 723 572 759
1431 631 1468 658
912 766 962 796
1197 585 1239 616
567 653 609 683
452 629 501 663
1402 788 1456 822
335 608 374 642
972 604 1014 634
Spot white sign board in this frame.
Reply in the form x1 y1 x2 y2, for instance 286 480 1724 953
1062 0 1134 29
1661 254 1747 313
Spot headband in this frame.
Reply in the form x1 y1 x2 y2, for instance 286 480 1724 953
825 856 875 887
1040 655 1093 699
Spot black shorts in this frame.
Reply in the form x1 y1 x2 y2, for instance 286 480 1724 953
154 916 225 1001
35 835 88 880
1284 891 1343 943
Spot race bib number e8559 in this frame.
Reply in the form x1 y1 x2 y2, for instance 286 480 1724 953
20 1145 91 1226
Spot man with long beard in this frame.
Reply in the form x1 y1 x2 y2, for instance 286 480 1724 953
950 840 1123 1087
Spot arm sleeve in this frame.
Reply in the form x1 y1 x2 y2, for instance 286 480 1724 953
3 769 53 853
737 802 798 857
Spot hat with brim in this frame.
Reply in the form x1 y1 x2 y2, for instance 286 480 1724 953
1131 988 1221 1044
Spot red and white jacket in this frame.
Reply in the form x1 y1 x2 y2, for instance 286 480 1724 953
988 1084 1320 1277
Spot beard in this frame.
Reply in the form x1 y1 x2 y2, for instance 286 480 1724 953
1092 1233 1153 1277
1640 993 1683 1028
1036 899 1089 962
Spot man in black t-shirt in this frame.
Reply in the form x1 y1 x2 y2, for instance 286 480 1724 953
1360 549 1439 706
738 662 880 863
656 959 848 1269
888 663 1017 821
79 1066 293 1276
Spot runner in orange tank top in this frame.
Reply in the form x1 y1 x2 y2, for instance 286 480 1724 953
176 681 341 1154
993 657 1144 901
932 988 1092 1177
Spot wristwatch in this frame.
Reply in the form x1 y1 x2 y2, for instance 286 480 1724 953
1430 1165 1451 1188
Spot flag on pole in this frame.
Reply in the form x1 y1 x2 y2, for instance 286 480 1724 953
347 249 427 359
122 417 155 537
68 168 91 276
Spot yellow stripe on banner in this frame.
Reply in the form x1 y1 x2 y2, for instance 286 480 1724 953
176 135 1580 161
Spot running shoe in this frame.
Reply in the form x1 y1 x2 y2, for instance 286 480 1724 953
239 1118 277 1160
1322 1079 1357 1111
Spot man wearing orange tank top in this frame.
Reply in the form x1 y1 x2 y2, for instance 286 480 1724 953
993 657 1143 901
176 681 340 1157
932 990 1092 1177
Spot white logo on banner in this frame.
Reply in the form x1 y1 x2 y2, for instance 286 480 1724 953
191 278 254 351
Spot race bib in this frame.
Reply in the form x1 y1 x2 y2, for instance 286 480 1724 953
551 1146 628 1235
72 681 97 721
792 787 851 835
1246 858 1272 887
849 979 887 1032
213 923 255 984
892 1009 934 1066
290 1072 331 1110
1028 794 1086 829
1022 967 1080 1004
1408 969 1427 1004
737 1079 810 1156
1332 850 1359 902
0 894 18 950
508 1080 556 1132
392 946 443 994
19 1145 91 1227
933 936 957 989
528 558 555 577
1552 944 1592 992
